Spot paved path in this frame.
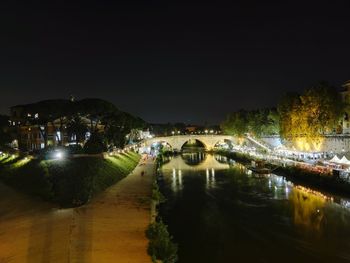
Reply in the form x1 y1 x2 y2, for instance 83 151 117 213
0 155 154 263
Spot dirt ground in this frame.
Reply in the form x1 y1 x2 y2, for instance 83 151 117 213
0 155 154 263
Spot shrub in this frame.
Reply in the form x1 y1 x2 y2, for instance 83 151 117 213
84 134 107 154
146 220 178 263
152 181 166 204
66 144 84 154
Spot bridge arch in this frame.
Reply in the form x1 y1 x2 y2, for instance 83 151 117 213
181 138 207 151
213 138 235 150
142 135 238 152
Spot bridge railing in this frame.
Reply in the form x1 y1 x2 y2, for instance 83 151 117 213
245 134 273 152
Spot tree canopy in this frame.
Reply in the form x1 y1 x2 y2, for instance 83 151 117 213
0 115 12 147
12 98 146 149
278 82 344 142
221 108 279 137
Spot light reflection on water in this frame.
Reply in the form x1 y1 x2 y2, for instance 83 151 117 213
171 168 183 192
159 153 350 263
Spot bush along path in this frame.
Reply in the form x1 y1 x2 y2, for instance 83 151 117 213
145 154 178 263
0 151 140 207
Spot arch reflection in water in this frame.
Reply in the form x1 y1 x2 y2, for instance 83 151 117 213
215 155 228 164
181 152 207 166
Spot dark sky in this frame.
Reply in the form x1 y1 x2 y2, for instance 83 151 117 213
1 1 349 124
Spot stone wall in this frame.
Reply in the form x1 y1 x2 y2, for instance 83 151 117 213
261 135 350 154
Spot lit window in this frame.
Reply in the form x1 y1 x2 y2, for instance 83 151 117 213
56 131 61 141
85 132 91 140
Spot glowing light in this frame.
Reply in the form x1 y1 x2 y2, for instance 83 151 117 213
295 185 333 201
54 151 64 159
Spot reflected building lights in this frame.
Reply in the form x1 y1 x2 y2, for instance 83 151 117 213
172 168 177 191
205 168 216 189
211 168 216 187
178 169 182 188
171 168 183 192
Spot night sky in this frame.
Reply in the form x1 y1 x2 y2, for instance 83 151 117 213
1 1 350 124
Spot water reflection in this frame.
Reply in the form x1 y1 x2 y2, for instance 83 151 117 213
205 168 216 189
290 187 326 234
181 152 207 166
171 168 183 192
159 153 350 263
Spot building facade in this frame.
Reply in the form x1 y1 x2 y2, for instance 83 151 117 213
10 105 104 151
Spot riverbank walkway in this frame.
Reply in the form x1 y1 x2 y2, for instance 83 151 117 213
0 154 155 263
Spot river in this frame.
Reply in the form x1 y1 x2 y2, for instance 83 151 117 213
158 152 350 263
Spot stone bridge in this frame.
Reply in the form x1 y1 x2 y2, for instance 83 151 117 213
141 135 238 151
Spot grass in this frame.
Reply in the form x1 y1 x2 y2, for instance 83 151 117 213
0 152 140 207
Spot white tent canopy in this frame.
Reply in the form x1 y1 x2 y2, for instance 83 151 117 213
340 156 350 165
329 155 340 163
328 155 350 165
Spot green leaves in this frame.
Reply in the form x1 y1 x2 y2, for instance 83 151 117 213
221 109 279 137
278 82 344 142
146 220 178 263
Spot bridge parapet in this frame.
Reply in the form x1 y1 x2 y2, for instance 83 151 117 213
142 135 237 151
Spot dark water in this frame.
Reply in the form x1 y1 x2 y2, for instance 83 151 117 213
158 152 350 263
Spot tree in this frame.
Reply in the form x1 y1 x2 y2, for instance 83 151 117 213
277 82 345 143
221 108 279 137
264 109 280 135
104 112 146 148
278 92 302 141
66 115 88 144
221 110 248 136
0 115 11 147
12 98 146 150
83 134 107 154
76 98 118 135
20 99 72 147
300 82 344 135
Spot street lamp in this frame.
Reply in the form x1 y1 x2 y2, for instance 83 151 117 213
172 131 175 135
